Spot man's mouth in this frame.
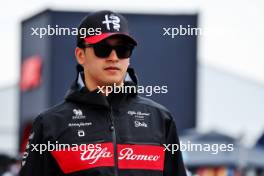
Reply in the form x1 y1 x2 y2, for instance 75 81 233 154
104 66 120 71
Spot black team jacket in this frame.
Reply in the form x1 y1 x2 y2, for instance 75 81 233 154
20 65 187 176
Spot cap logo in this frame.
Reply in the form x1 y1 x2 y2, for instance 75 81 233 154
102 14 121 31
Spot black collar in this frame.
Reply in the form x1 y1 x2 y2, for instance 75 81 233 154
64 65 138 109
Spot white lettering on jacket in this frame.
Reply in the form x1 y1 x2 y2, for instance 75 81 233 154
80 147 160 164
119 148 160 161
80 147 112 164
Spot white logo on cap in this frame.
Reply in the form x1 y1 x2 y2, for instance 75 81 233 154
102 14 121 31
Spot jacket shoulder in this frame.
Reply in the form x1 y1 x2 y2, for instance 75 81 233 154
33 101 74 140
38 101 69 117
36 101 75 126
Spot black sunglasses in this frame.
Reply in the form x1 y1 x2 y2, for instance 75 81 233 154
83 42 135 59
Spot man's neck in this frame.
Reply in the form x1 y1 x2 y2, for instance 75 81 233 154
83 75 123 96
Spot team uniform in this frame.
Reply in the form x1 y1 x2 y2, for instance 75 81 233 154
20 65 187 176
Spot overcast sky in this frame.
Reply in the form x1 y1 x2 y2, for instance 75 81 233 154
0 0 264 88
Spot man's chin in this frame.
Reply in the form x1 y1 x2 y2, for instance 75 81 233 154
100 79 123 86
105 82 123 86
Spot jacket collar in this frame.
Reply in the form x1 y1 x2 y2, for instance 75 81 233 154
65 65 138 109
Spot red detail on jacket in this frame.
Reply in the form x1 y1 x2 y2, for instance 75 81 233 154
51 143 165 174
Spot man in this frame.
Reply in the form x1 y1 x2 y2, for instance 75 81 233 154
20 10 187 176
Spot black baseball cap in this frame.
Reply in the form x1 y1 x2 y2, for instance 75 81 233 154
77 10 137 47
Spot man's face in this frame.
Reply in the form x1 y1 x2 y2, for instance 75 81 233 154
79 36 132 88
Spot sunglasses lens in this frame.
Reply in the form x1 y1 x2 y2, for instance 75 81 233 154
115 45 134 59
93 44 112 58
92 43 134 59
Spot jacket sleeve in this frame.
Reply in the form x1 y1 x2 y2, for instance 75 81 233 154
20 115 44 175
164 117 187 176
19 115 58 176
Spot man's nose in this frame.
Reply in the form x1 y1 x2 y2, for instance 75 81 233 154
106 49 119 61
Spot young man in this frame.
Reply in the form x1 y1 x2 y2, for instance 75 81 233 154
20 10 187 176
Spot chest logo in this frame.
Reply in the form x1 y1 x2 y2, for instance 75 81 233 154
134 121 148 128
127 110 150 120
72 109 86 119
78 130 85 137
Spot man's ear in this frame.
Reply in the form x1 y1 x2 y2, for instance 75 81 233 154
75 47 85 65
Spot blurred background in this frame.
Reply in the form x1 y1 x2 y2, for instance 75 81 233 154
0 0 264 175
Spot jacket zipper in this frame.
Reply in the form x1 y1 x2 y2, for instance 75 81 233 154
109 106 119 176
